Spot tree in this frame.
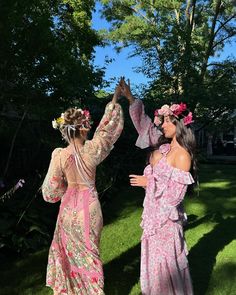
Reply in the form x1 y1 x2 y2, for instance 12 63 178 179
0 0 104 179
0 0 103 109
99 0 236 128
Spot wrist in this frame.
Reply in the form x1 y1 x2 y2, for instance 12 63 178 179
127 95 135 104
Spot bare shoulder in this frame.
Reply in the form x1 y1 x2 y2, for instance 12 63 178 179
174 148 191 172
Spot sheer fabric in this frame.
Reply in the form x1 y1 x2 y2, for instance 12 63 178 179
42 102 124 294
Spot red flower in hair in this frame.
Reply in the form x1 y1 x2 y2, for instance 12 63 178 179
83 110 90 117
183 112 194 125
173 102 187 116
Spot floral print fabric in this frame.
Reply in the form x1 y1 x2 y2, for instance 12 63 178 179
129 99 162 149
129 100 194 295
42 102 124 294
141 145 194 295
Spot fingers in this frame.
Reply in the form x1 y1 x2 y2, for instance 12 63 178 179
129 174 139 186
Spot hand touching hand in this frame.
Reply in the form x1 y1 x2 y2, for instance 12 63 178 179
112 82 122 104
120 77 135 104
129 174 147 187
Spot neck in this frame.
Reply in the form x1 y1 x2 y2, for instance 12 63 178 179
170 136 179 148
71 137 85 147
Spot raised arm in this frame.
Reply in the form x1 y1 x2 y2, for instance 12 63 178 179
84 86 124 166
120 78 162 149
42 148 67 203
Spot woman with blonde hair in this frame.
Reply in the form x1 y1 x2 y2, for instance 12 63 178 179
42 84 124 295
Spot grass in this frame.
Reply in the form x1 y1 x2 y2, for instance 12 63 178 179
0 163 236 295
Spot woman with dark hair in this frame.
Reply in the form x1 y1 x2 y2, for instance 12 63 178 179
121 78 195 295
42 84 124 295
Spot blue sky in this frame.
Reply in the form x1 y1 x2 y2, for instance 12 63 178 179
92 3 236 92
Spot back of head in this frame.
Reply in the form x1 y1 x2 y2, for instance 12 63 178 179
52 107 92 143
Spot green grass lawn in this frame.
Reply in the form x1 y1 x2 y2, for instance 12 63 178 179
1 164 236 295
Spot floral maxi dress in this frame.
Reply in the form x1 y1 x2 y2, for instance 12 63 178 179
42 102 124 295
129 99 194 295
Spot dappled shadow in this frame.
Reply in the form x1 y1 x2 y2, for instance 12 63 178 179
206 262 236 294
104 243 141 295
0 249 48 294
189 216 236 295
102 186 144 226
185 212 223 231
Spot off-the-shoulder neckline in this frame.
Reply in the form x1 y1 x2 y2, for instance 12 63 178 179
148 155 191 175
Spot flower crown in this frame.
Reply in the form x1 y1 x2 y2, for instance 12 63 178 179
154 102 194 126
52 108 92 130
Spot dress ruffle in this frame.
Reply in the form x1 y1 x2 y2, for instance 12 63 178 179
141 144 195 238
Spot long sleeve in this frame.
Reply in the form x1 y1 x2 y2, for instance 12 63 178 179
84 102 124 166
129 99 162 149
42 148 67 203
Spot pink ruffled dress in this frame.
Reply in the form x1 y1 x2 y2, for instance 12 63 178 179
42 102 124 295
130 99 194 295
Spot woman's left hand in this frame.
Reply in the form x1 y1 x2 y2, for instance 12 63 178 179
129 174 147 187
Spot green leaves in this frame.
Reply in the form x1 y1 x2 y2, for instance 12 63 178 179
99 0 236 128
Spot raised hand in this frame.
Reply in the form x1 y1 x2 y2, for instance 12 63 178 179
120 77 135 104
112 80 123 104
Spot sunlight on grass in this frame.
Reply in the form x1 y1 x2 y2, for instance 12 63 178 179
0 164 235 295
200 181 232 188
206 240 236 295
185 200 207 216
185 222 218 250
101 208 142 264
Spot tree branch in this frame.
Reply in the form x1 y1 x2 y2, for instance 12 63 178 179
212 31 236 49
214 14 236 37
200 0 222 79
207 62 229 68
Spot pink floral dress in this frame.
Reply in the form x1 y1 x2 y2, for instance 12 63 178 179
130 99 194 295
42 102 124 295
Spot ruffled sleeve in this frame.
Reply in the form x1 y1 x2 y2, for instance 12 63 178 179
42 148 67 203
164 169 194 207
83 102 124 166
129 99 162 149
141 165 194 236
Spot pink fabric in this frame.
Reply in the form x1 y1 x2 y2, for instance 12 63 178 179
129 99 162 148
141 143 194 295
42 102 124 295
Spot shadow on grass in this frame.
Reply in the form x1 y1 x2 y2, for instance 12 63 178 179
189 215 236 295
102 186 144 226
0 249 48 295
206 262 236 294
104 243 141 295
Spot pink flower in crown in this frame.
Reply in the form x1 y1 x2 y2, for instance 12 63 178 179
183 112 194 125
158 104 173 116
154 116 162 126
169 104 179 113
174 102 187 116
83 110 90 118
